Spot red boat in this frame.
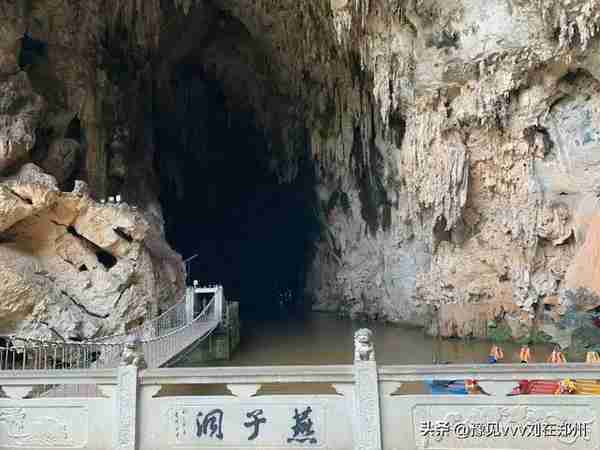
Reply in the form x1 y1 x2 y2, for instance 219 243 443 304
509 380 560 395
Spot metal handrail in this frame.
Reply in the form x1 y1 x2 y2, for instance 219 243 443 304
140 298 216 344
0 289 221 370
90 293 188 343
142 299 219 368
0 338 123 370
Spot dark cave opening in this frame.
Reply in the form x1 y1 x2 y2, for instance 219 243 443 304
155 66 320 318
18 33 48 70
65 117 82 141
95 249 117 270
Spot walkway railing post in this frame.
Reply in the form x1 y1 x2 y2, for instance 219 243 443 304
115 336 146 450
215 285 224 322
185 287 195 324
353 328 383 450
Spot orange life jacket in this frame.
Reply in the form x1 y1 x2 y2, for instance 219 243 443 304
549 351 566 364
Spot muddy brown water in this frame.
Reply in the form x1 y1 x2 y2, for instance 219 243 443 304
167 312 557 396
180 312 554 367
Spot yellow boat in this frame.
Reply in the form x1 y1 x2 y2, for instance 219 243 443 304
574 352 600 394
574 380 600 395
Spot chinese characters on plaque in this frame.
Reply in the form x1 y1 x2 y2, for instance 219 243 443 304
244 409 267 441
175 404 324 446
197 409 224 440
287 406 317 444
195 406 318 444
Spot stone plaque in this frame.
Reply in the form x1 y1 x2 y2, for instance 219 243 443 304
413 403 596 449
167 402 326 447
0 405 88 448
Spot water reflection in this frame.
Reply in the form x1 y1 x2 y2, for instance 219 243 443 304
180 313 554 367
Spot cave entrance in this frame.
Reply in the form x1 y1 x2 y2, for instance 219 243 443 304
155 66 319 318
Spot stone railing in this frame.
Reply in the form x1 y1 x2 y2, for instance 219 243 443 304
2 329 600 449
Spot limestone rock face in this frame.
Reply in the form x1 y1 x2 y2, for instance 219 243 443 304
0 2 26 75
40 138 80 184
303 0 600 343
565 214 600 298
0 72 45 173
0 164 185 340
4 0 600 347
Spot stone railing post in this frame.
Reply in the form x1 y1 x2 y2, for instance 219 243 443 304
353 328 382 450
115 337 146 450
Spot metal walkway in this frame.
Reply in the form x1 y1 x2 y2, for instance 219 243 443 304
0 285 225 370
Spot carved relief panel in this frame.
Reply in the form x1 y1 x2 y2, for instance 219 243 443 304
0 405 88 448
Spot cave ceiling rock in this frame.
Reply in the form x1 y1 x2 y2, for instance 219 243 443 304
153 1 308 183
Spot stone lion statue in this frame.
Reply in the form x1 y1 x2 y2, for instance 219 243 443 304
354 328 375 362
120 336 147 368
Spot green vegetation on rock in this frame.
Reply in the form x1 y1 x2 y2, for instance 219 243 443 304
486 320 512 342
517 329 553 345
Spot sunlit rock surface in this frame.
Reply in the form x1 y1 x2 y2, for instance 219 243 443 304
2 0 600 345
0 164 185 340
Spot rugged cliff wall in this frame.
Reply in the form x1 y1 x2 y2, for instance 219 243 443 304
2 0 600 347
0 164 184 340
0 0 187 339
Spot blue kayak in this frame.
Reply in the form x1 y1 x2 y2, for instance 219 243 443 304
425 380 468 395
